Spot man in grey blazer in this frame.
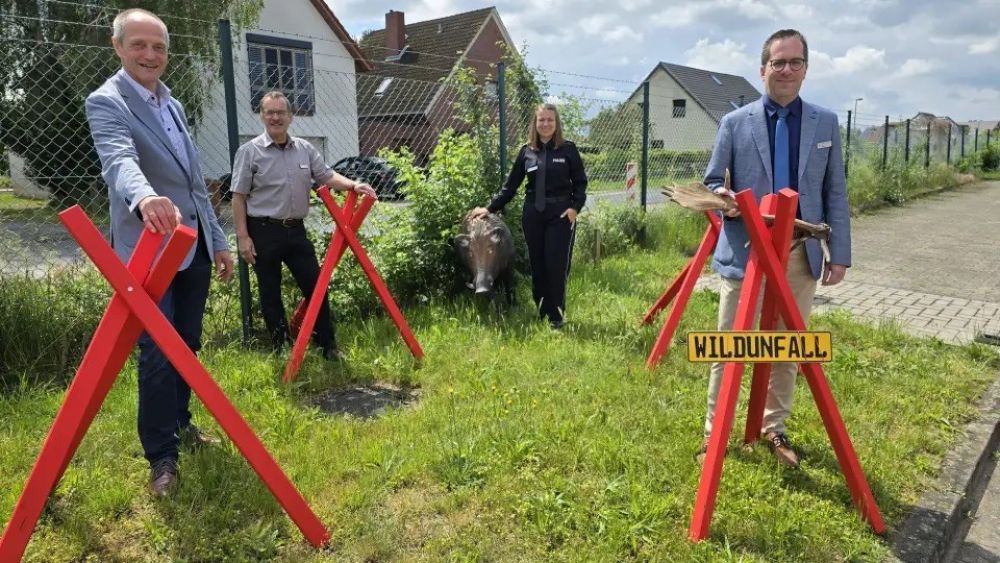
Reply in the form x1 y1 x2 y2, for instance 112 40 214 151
698 29 851 468
85 8 234 496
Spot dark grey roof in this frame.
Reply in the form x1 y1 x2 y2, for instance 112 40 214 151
357 7 495 118
658 62 762 123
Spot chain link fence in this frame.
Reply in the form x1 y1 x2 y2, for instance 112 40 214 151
845 110 987 173
2 5 992 380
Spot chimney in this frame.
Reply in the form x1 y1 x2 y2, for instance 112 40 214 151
385 10 405 55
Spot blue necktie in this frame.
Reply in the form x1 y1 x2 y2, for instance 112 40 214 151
773 107 790 192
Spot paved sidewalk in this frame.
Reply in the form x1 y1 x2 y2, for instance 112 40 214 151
696 181 1000 346
814 180 1000 345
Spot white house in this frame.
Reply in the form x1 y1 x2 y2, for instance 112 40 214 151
193 0 373 181
625 62 761 151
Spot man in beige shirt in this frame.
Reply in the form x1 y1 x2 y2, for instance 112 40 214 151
231 91 375 360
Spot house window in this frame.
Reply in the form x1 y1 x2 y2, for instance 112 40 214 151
651 140 665 149
247 33 315 116
673 99 686 118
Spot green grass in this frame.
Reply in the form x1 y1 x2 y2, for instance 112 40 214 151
977 169 1000 181
587 174 697 193
1 224 996 561
0 189 110 223
0 190 60 223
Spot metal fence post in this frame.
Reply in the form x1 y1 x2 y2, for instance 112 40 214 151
882 115 889 169
989 129 993 148
975 128 979 152
640 81 649 213
925 122 931 169
946 124 952 165
497 62 506 183
845 110 852 178
904 119 911 164
219 19 252 346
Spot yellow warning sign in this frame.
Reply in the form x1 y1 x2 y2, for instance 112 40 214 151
687 331 832 363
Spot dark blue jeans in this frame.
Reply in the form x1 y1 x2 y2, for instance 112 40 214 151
137 235 211 465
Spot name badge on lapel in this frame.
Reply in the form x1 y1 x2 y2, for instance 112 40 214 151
816 141 833 149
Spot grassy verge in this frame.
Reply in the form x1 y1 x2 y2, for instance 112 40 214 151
1 219 996 561
587 174 698 193
0 190 60 223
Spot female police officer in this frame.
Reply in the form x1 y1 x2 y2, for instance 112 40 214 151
471 103 588 329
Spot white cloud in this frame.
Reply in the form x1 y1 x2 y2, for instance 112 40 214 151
779 4 816 19
969 34 1000 54
332 0 1000 121
809 46 887 77
579 14 614 35
893 58 939 78
683 38 755 75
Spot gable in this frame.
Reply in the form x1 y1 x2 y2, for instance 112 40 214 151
357 7 497 117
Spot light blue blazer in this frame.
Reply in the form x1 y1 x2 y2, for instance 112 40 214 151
85 71 228 270
704 97 851 280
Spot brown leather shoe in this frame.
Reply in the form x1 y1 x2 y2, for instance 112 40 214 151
179 423 221 448
764 431 800 468
149 458 178 498
694 437 711 465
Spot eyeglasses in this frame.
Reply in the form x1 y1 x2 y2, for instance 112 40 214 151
263 109 289 118
767 58 807 71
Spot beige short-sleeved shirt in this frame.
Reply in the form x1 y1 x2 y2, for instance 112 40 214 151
231 133 334 219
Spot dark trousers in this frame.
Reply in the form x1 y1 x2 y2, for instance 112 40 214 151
247 218 334 351
137 234 211 465
522 201 576 323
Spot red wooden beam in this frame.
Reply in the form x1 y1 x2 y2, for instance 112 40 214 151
1 218 193 561
688 194 782 540
735 189 885 534
641 212 721 325
316 186 423 360
743 193 798 444
284 190 375 383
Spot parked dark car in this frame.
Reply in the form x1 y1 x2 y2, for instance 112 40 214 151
332 156 405 200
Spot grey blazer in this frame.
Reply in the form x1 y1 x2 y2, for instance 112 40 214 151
704 97 851 281
85 70 228 270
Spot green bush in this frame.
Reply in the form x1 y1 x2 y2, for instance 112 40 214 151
0 269 110 388
981 144 1000 170
574 202 645 262
848 152 960 211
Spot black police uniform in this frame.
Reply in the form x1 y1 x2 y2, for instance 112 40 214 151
487 139 587 325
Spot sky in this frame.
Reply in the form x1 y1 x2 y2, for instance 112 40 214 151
326 0 1000 127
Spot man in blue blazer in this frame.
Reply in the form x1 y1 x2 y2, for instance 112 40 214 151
85 8 234 496
698 29 851 468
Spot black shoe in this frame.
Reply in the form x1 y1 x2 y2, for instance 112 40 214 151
549 319 565 330
179 423 221 448
149 457 178 498
322 346 346 361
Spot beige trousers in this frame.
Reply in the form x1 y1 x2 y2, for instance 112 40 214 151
704 246 817 437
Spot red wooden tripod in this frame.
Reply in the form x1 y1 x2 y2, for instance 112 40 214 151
0 207 330 562
282 187 424 383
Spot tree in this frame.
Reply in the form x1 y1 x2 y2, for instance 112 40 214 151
553 92 590 143
0 0 262 207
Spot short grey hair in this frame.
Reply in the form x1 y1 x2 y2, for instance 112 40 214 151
260 91 293 114
112 8 169 48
